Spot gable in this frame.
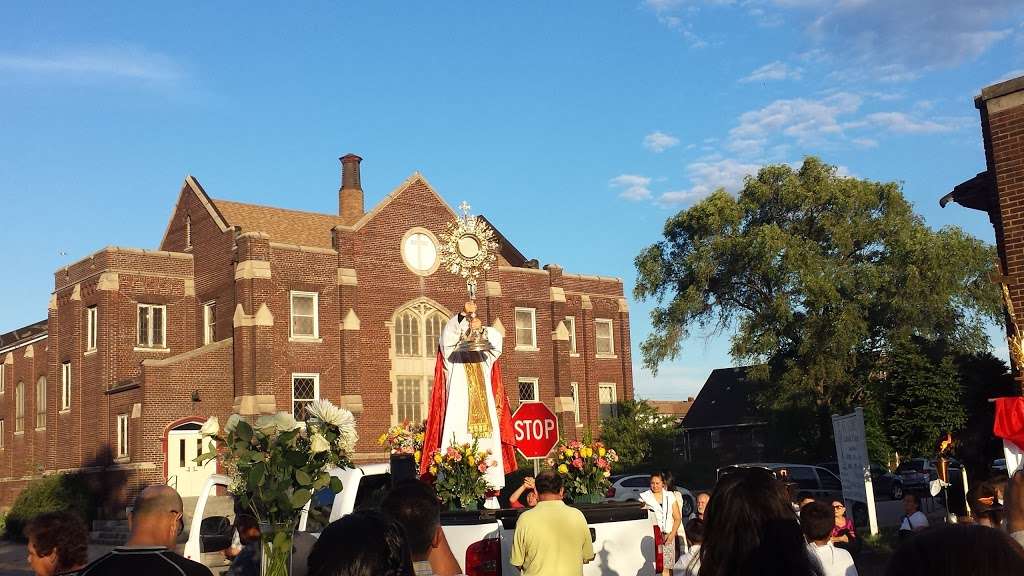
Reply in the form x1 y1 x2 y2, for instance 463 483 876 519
159 176 230 251
213 200 344 249
682 366 768 429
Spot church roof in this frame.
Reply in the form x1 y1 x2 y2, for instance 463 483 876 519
0 319 48 354
213 199 344 249
681 366 768 430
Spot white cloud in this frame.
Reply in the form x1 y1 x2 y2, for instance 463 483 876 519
852 137 878 148
644 131 681 152
863 112 957 134
739 61 803 83
610 174 654 201
0 45 184 83
727 92 862 155
657 158 762 205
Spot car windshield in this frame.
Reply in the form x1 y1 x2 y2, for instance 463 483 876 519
896 460 925 472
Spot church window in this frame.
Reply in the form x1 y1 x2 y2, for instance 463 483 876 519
35 377 46 429
86 306 98 352
15 382 24 433
290 291 319 339
117 414 129 459
137 304 167 349
61 362 71 411
401 230 439 276
599 383 617 420
396 312 420 357
565 316 578 354
514 308 537 350
518 377 539 403
396 377 423 423
595 319 615 356
571 382 580 424
292 374 320 421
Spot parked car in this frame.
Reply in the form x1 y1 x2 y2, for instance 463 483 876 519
187 464 659 576
719 463 867 525
993 458 1008 475
896 458 962 492
818 461 905 501
605 473 695 518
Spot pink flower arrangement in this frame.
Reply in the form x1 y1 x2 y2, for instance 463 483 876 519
553 439 619 501
377 421 425 463
430 438 493 510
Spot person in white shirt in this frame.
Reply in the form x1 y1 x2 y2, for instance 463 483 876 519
898 494 929 541
801 501 858 576
640 472 682 576
673 518 703 576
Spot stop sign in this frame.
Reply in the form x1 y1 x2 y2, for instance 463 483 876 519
511 402 560 459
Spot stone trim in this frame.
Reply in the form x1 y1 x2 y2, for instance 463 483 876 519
554 396 575 413
48 294 57 310
234 394 277 416
337 268 358 286
492 317 506 337
580 295 593 310
987 90 1024 115
342 309 361 331
238 231 270 241
268 241 338 255
23 345 33 359
552 321 570 341
142 338 233 368
235 260 272 280
0 334 48 358
131 403 142 418
233 304 274 328
499 265 549 276
618 298 630 313
550 287 566 303
70 284 81 301
57 269 195 293
486 281 502 297
3 353 11 365
562 272 622 283
340 394 364 414
97 272 119 291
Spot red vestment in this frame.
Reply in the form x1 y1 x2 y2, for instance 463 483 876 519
420 350 518 477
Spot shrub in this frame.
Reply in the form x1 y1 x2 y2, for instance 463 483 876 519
5 473 94 541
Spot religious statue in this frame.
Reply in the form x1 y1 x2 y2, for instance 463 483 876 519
419 202 518 509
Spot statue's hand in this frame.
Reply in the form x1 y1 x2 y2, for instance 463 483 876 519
470 318 482 331
464 301 477 315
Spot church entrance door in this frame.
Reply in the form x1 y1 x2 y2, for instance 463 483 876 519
167 423 217 498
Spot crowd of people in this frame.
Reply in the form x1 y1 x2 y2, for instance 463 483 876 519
16 467 1024 576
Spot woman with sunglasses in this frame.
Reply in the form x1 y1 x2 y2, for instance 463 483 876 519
830 500 860 555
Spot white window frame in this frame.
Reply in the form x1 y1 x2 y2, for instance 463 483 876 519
0 419 4 449
0 365 5 394
61 362 71 411
565 316 578 356
514 307 538 351
291 373 321 421
136 304 168 349
203 301 216 345
570 382 580 424
86 306 98 353
116 414 129 459
289 291 320 340
35 376 46 430
15 381 24 433
595 319 616 357
599 383 618 419
517 377 540 403
395 375 426 424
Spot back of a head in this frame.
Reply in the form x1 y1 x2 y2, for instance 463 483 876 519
885 524 1024 576
684 518 705 545
380 480 441 557
699 469 811 576
535 471 563 495
132 484 183 522
24 511 89 571
800 501 834 542
307 510 414 576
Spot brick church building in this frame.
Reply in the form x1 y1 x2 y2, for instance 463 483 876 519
0 154 634 506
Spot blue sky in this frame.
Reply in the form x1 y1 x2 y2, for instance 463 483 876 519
1 1 1022 400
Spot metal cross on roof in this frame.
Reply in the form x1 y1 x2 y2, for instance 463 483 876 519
459 201 472 218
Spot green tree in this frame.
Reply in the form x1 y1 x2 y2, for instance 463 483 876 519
882 337 966 458
634 158 1000 458
600 400 675 470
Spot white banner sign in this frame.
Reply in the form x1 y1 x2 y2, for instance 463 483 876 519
832 408 869 503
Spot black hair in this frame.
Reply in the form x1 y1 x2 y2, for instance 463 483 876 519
535 471 563 495
904 493 921 508
24 511 89 572
796 491 814 504
307 510 414 576
380 480 441 557
800 501 834 542
885 524 1024 576
684 518 705 545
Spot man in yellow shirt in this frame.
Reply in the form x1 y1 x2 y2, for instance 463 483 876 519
510 471 595 575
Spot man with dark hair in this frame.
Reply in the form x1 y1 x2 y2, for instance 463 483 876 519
510 471 594 575
24 511 89 576
77 484 212 575
380 480 443 575
801 501 857 576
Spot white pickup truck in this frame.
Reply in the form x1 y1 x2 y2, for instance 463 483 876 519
185 463 657 576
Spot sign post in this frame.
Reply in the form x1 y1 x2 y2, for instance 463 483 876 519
511 402 560 476
832 408 878 536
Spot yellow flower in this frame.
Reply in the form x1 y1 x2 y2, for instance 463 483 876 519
414 450 421 462
434 453 443 464
429 465 438 475
598 447 606 457
378 433 388 445
558 464 569 474
563 448 574 458
468 456 476 467
581 447 593 458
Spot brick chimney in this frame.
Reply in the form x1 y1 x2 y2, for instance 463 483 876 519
339 154 363 225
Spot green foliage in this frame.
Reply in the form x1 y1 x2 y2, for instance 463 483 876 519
599 400 676 470
634 157 1000 459
5 473 94 541
880 337 966 458
430 438 492 509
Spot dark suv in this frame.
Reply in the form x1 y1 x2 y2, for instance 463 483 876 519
896 458 962 493
719 463 868 525
818 461 904 501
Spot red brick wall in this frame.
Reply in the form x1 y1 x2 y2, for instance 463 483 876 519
990 89 1024 323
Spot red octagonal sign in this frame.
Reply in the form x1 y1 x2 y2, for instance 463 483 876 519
511 402 560 459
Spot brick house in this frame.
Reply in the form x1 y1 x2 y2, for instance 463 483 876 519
942 74 1024 369
676 367 768 466
0 154 634 507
